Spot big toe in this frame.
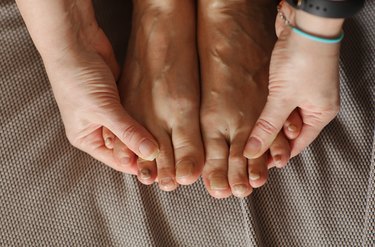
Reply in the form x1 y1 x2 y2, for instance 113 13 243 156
172 123 204 185
202 135 232 199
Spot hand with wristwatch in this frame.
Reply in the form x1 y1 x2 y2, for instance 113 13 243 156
244 0 365 161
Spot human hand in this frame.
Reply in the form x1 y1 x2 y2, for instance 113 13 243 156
16 0 160 173
244 2 343 159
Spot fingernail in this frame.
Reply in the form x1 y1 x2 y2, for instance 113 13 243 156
176 161 193 179
120 157 131 165
287 124 297 132
105 137 113 148
139 168 151 180
233 184 248 196
160 177 174 189
210 176 228 190
244 137 261 158
249 172 260 181
139 139 159 161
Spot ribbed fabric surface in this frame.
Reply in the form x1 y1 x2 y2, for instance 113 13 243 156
1 0 374 246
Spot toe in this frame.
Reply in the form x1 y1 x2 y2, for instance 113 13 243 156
283 109 302 140
248 155 268 188
228 136 253 198
102 127 116 149
155 133 178 191
172 123 204 185
269 132 291 169
137 158 157 185
202 135 232 199
113 138 136 167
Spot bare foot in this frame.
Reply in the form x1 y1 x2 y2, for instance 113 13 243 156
198 0 293 198
109 0 204 191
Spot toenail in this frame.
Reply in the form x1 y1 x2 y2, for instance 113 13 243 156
244 137 261 158
249 172 260 181
160 177 174 188
176 161 193 179
120 157 131 165
233 184 248 196
287 124 298 132
139 139 160 161
210 176 229 190
139 169 151 180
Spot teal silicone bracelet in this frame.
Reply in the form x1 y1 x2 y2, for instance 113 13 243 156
291 26 344 44
277 2 344 44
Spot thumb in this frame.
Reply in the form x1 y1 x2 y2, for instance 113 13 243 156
244 98 294 159
103 107 160 161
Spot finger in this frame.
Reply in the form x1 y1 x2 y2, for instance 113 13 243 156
103 107 160 162
269 131 291 168
244 99 294 159
283 109 303 140
102 127 116 149
113 137 137 169
290 124 323 158
84 145 137 175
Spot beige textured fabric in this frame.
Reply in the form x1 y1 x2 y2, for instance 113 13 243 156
1 0 374 246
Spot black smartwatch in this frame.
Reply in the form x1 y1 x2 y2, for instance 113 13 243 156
285 0 365 18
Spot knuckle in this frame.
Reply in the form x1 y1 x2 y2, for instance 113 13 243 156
255 118 278 135
173 139 193 152
229 155 245 167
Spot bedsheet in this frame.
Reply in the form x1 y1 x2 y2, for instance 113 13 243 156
1 0 374 246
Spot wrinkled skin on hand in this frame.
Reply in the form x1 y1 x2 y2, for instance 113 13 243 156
19 0 159 173
244 2 341 159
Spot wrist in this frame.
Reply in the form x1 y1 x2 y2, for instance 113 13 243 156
295 10 344 38
16 0 98 62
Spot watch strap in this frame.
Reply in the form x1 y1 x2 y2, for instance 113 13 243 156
285 0 365 18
